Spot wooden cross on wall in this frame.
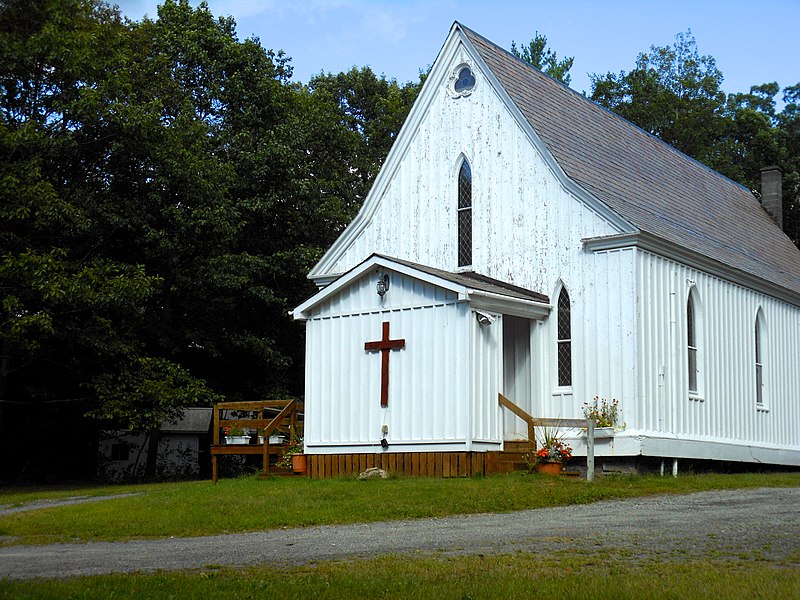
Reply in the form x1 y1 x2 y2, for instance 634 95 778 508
364 321 405 407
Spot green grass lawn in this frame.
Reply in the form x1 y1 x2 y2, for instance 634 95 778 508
1 472 799 546
2 473 799 598
2 553 798 599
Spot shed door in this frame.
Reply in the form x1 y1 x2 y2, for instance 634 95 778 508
503 315 532 440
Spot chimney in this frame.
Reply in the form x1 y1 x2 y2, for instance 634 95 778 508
760 166 783 230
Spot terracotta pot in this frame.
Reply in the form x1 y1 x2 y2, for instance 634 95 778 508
291 453 307 475
536 461 563 476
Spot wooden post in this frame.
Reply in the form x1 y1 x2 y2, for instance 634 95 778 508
212 403 220 483
586 419 595 482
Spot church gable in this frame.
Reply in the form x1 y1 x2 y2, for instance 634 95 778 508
308 23 627 292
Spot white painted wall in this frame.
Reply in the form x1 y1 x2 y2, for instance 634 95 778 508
303 31 800 464
316 38 635 427
304 269 478 453
634 249 800 460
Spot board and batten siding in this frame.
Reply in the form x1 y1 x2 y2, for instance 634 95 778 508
635 249 800 461
470 312 503 447
536 248 638 424
303 269 477 453
319 41 636 426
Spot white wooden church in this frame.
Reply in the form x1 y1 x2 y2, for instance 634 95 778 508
292 23 800 476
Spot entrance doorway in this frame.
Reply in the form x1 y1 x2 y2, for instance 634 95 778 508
502 315 532 440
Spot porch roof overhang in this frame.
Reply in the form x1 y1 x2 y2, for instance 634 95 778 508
291 254 551 321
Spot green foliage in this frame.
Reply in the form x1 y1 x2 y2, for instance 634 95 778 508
0 0 371 480
590 30 800 248
591 30 727 166
88 357 222 430
308 66 423 213
511 32 573 85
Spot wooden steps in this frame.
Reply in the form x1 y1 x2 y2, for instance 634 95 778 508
497 440 534 473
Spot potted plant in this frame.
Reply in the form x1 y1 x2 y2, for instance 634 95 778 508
223 422 249 445
582 396 619 437
530 428 573 475
277 433 305 474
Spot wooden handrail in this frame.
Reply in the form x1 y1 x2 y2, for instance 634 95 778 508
498 393 595 481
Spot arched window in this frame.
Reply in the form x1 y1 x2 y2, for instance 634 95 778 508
755 310 765 406
457 160 472 267
687 292 698 394
557 287 572 387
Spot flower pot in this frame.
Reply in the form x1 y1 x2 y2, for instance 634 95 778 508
291 454 307 475
225 435 249 445
536 461 563 476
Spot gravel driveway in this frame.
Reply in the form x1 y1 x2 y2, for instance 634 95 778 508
1 487 798 580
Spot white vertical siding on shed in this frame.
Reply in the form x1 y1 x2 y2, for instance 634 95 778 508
635 250 800 455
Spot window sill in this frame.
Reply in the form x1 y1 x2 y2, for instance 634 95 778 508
552 387 573 396
756 405 770 413
688 394 704 402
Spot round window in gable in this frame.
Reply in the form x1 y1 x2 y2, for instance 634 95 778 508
454 67 475 93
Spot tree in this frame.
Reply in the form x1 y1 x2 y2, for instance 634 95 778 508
0 0 234 479
510 32 573 85
589 30 800 249
590 31 727 167
307 67 423 214
1 0 364 480
778 85 800 246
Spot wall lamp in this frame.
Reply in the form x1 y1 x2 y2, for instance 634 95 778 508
475 310 496 326
376 273 390 297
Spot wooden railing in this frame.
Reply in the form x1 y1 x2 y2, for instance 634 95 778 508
498 393 596 481
211 400 303 482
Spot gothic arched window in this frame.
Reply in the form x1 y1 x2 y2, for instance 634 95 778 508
755 310 765 406
557 287 572 387
687 292 698 394
457 160 472 267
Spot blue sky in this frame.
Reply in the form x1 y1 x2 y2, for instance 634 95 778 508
117 1 798 99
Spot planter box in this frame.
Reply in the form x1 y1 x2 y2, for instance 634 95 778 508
225 435 250 445
592 427 616 439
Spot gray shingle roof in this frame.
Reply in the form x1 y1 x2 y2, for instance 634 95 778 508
461 25 800 297
375 254 549 303
160 408 212 433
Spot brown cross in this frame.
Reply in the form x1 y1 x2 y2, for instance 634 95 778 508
364 321 405 407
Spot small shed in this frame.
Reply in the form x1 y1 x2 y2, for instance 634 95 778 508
293 254 548 466
97 408 212 481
